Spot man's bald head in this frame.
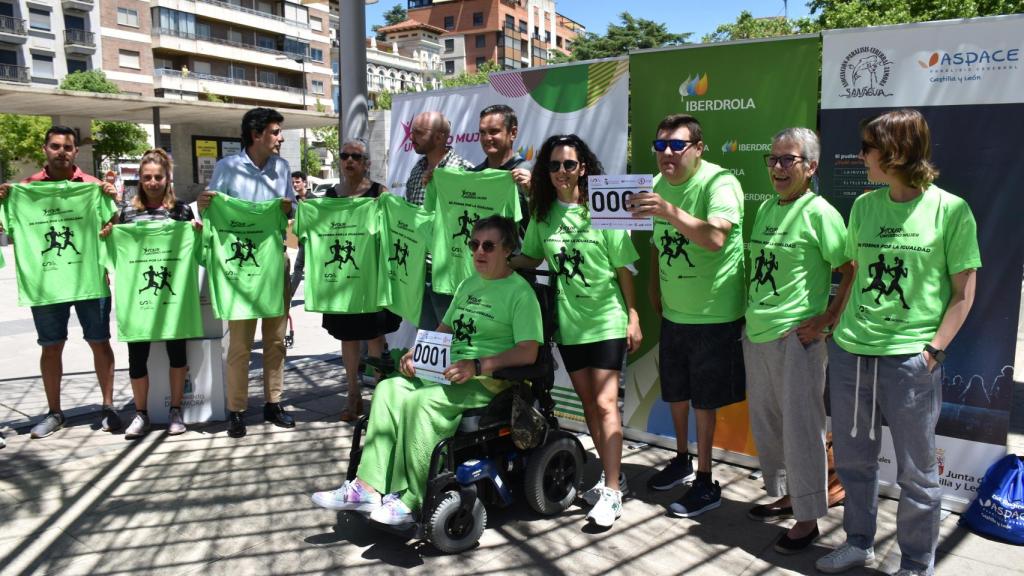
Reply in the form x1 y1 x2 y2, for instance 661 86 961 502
411 111 450 155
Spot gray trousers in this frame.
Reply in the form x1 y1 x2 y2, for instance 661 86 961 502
828 341 942 574
743 331 829 521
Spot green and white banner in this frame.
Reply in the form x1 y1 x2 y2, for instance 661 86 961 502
626 36 820 460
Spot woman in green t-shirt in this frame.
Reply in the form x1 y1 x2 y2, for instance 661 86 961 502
817 110 980 575
514 134 642 529
311 215 543 526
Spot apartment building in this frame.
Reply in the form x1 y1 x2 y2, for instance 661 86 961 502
348 16 443 108
406 0 582 76
0 0 100 85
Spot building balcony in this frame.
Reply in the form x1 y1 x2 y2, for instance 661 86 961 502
152 0 311 40
0 63 30 84
61 0 94 12
64 29 96 54
154 68 305 106
152 28 307 72
0 15 27 44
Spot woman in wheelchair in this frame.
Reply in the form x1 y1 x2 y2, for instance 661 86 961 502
312 215 543 526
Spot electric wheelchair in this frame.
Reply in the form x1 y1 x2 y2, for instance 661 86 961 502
347 270 587 553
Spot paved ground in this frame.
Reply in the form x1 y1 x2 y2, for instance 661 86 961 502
2 243 1024 575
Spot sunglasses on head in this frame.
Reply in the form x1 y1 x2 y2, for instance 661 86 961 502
652 139 696 153
467 239 498 253
339 152 364 161
548 159 580 173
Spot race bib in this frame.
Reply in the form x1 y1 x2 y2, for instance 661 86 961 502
413 329 453 385
588 174 654 231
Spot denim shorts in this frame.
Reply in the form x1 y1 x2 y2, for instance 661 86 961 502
30 297 111 346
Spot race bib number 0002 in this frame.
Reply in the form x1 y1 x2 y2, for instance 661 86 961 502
587 174 654 231
412 329 452 385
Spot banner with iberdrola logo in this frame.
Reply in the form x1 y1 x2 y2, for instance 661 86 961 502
387 57 628 196
820 14 1024 511
625 36 820 463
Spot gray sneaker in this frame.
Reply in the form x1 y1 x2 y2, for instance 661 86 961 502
815 543 875 573
101 405 123 432
30 412 65 439
124 413 151 439
167 408 186 436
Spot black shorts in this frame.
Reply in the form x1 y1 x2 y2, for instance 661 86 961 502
557 338 627 373
659 317 745 409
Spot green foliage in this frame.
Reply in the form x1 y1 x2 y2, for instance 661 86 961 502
805 0 1024 30
703 11 815 43
442 60 502 88
0 114 49 179
376 90 393 110
312 125 339 172
301 144 321 176
59 70 120 94
372 3 408 41
551 12 690 62
203 88 226 103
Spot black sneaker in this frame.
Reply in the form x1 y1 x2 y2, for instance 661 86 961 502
668 479 721 518
646 454 695 491
101 405 123 432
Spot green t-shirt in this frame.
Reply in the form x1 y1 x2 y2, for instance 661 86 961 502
652 160 746 324
424 168 522 295
744 193 848 343
2 182 116 306
293 196 385 314
522 202 638 345
442 272 543 393
202 194 286 320
106 220 204 342
379 193 433 324
0 205 5 269
834 185 981 356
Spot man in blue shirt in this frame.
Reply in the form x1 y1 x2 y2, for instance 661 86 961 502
198 107 296 438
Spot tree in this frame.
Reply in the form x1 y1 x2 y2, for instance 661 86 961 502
301 146 321 176
703 11 814 43
372 3 408 41
376 89 394 110
0 114 49 180
59 70 150 168
442 60 502 88
551 12 690 62
805 0 1024 30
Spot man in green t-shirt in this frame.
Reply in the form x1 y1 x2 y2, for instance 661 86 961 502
0 125 122 439
628 114 746 518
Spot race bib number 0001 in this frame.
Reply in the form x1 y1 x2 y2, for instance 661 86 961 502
412 329 452 385
587 174 654 231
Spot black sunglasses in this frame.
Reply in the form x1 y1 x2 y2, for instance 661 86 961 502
652 139 697 153
339 152 364 161
467 239 498 253
548 159 580 173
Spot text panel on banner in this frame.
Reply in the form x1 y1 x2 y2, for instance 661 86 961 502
820 15 1024 509
627 36 820 458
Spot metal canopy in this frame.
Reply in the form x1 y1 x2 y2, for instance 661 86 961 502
0 84 338 130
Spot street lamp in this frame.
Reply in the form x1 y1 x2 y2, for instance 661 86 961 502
337 0 378 144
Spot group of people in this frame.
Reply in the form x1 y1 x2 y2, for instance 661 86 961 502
0 101 979 576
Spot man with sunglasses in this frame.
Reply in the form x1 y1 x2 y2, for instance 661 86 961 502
0 125 122 439
628 114 747 518
198 107 297 438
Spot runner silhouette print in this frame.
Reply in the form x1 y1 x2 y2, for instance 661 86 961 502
750 249 780 296
567 248 590 287
885 256 910 309
451 313 476 346
157 266 176 295
139 266 161 295
225 238 260 267
452 210 481 241
862 253 889 303
60 226 80 255
659 229 695 268
41 226 62 256
388 238 409 273
324 239 359 270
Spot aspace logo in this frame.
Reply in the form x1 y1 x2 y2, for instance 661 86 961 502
839 46 893 98
918 48 1020 68
677 73 755 112
720 139 769 154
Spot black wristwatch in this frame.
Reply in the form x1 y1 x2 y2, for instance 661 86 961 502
473 359 483 376
924 344 946 364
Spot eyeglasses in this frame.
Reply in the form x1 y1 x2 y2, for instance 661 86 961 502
652 139 697 153
547 159 580 173
339 152 365 161
763 154 807 169
860 140 876 155
46 143 76 152
467 239 498 253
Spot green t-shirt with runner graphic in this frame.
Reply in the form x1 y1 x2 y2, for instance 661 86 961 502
652 160 746 324
106 220 204 342
522 202 638 345
745 193 848 343
379 193 432 324
293 196 385 314
2 182 116 306
442 272 543 393
202 193 286 320
424 168 522 295
834 185 981 356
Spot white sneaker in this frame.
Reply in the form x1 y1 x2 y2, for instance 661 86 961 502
168 408 187 436
311 480 382 513
815 543 875 573
586 487 622 528
124 413 151 440
370 493 415 525
582 471 629 506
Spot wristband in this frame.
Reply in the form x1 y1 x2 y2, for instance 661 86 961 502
474 359 483 376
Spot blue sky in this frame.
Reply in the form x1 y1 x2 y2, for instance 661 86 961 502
363 1 815 41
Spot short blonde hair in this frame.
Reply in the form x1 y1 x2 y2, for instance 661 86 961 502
861 109 939 189
133 148 177 210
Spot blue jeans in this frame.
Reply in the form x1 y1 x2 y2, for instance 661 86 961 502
31 297 112 346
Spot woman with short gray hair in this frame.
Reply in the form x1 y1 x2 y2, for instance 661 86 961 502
742 127 855 553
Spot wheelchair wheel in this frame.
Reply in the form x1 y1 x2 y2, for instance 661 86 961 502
524 436 583 515
426 490 486 553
